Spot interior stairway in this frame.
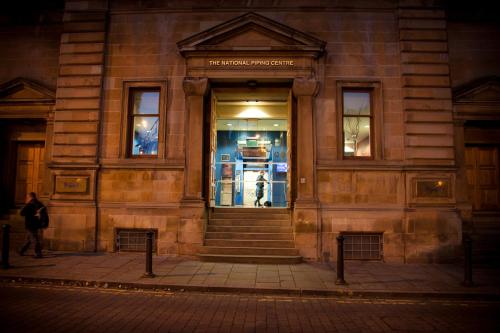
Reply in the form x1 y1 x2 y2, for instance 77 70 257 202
198 208 302 264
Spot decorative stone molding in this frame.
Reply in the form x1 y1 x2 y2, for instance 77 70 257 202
177 12 325 56
292 77 319 97
183 77 208 97
453 76 500 121
0 77 55 119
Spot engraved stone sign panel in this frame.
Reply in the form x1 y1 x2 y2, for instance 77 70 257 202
55 176 89 194
415 179 450 198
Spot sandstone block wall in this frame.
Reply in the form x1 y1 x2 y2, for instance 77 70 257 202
46 0 108 251
0 0 464 262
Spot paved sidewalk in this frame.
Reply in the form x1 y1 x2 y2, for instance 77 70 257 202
1 251 500 298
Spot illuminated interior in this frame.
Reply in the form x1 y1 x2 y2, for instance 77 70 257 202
210 89 290 208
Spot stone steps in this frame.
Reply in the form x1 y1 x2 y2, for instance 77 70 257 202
209 219 291 226
199 208 300 264
205 239 295 248
205 232 293 240
211 208 289 214
198 254 302 264
210 210 289 220
199 246 299 256
206 225 293 233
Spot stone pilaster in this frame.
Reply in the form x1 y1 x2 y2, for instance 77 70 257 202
178 77 208 255
292 77 320 260
181 77 208 204
398 7 455 165
47 0 108 252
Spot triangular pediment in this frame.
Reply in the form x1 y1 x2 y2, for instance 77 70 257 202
0 77 55 103
454 76 500 104
177 12 325 55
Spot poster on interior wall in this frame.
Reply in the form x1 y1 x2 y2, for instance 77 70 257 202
222 163 233 177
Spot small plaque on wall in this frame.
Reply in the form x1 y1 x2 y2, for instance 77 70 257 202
415 180 450 198
55 176 89 194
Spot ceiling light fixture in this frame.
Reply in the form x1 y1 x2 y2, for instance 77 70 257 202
237 107 270 118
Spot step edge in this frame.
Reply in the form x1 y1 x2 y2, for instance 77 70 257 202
198 254 302 258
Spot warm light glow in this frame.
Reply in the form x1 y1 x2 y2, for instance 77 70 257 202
273 123 279 127
344 145 354 153
226 123 232 126
237 107 270 118
141 120 147 128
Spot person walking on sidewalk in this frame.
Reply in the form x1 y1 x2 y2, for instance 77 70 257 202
19 192 45 258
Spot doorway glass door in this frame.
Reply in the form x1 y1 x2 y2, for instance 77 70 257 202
210 88 290 208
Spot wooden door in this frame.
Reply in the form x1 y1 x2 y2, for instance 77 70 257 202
15 142 45 204
465 146 500 210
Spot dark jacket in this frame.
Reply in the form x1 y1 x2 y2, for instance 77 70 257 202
20 199 44 230
256 175 266 198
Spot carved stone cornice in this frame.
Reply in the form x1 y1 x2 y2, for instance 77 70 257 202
183 77 209 97
292 77 319 97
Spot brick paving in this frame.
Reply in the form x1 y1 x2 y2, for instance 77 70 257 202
1 251 500 297
0 283 499 332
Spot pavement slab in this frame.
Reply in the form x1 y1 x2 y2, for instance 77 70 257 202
1 251 499 298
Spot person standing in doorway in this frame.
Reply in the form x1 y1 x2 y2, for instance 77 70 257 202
19 192 44 258
254 171 268 207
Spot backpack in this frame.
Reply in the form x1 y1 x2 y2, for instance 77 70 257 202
36 206 49 229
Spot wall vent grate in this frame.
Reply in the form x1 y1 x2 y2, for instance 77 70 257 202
116 229 157 253
342 232 383 260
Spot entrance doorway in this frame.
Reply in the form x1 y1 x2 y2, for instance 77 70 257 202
15 142 45 205
465 146 500 210
208 87 291 208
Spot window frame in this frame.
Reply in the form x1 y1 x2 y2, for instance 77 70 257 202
341 89 374 160
120 81 167 159
336 81 383 161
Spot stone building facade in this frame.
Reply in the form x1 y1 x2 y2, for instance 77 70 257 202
1 0 499 263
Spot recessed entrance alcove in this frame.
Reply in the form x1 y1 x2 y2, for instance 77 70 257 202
176 12 326 261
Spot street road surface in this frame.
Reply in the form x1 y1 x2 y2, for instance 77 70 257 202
0 283 498 332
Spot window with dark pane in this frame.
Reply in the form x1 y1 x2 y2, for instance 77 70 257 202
129 89 160 156
342 91 372 158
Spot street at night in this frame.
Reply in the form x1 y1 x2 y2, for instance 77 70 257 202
0 283 498 333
